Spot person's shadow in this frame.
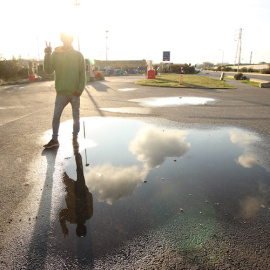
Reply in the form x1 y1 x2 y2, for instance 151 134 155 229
26 147 59 269
59 148 93 237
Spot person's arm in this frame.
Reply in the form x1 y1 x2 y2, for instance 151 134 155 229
43 42 55 75
59 209 69 236
74 53 86 96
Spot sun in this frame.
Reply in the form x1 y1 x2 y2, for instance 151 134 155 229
42 1 81 50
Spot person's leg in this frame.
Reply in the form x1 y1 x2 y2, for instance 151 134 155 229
52 94 69 140
70 96 80 139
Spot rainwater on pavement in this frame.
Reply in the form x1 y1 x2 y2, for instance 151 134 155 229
130 96 217 107
2 117 270 269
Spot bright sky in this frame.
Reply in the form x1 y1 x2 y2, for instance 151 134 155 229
1 0 269 65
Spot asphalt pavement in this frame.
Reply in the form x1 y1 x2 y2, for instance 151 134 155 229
0 75 270 269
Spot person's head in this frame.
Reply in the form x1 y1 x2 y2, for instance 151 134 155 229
76 223 87 237
60 32 74 45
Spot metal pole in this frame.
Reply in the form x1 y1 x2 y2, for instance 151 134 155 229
83 121 86 138
36 37 40 60
237 28 242 72
74 0 80 51
222 50 224 66
83 121 89 166
105 30 109 72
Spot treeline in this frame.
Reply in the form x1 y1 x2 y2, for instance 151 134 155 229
0 57 29 80
157 63 198 74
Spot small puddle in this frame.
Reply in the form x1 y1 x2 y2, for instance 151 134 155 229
101 107 151 114
0 105 25 110
118 88 137 91
130 96 217 107
19 118 270 268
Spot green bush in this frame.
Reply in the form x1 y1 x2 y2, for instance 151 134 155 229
247 68 255 72
234 72 247 80
240 67 247 72
0 57 28 80
170 64 196 74
217 66 232 72
261 69 270 74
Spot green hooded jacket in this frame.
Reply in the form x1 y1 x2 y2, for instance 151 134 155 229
44 46 86 96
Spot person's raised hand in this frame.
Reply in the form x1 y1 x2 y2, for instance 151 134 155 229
44 41 52 54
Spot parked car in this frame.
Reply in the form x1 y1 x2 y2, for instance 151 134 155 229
116 69 127 75
128 69 138 74
107 69 116 75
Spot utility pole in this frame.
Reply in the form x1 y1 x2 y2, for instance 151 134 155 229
222 50 224 66
74 0 80 51
234 28 242 72
105 30 109 72
250 51 252 64
36 37 40 60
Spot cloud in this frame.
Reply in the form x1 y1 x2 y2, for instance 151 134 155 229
129 128 190 169
85 164 148 205
230 130 260 169
239 196 263 219
230 130 259 145
237 154 257 168
238 182 269 219
239 194 268 219
83 128 190 205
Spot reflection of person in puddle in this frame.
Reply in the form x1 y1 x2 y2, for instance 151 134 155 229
59 151 93 237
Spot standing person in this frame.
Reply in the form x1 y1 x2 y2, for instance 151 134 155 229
43 32 86 149
181 66 184 74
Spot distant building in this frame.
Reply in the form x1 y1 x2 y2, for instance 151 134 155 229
226 64 269 70
94 59 147 70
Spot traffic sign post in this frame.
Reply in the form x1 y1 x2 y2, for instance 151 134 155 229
163 51 170 61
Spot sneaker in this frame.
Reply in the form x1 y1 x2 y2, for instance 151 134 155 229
72 138 79 148
43 139 59 149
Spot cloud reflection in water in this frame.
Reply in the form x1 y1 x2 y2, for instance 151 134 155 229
230 130 260 169
85 164 148 204
129 128 190 169
84 127 190 204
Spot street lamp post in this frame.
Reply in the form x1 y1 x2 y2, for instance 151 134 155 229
218 49 224 67
105 30 109 73
74 0 80 51
36 37 40 60
221 50 224 66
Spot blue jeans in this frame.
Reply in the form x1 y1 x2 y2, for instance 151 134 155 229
52 94 80 140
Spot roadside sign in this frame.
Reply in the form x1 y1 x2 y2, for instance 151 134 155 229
163 51 170 61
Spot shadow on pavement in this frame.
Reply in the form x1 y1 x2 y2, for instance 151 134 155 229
26 147 58 269
84 86 105 117
88 81 110 92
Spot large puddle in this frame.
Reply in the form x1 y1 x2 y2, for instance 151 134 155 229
52 118 269 254
10 117 270 269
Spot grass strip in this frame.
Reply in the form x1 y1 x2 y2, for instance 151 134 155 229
136 74 235 89
225 77 260 87
241 80 260 87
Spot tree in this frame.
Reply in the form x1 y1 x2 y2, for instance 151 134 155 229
0 57 28 80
